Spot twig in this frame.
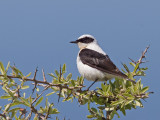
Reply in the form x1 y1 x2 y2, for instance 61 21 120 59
31 85 50 105
0 113 6 119
106 111 111 120
58 86 62 103
59 65 62 82
129 45 150 64
45 105 51 119
137 45 150 64
0 74 84 90
32 67 38 94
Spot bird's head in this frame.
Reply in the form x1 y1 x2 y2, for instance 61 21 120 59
70 34 97 50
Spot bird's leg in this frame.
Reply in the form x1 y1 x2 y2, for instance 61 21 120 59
87 79 98 90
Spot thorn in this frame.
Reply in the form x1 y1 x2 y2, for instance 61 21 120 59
59 65 62 82
42 69 47 82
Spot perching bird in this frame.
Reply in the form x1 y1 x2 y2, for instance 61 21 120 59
70 34 136 89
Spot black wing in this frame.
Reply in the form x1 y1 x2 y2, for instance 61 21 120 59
79 48 128 78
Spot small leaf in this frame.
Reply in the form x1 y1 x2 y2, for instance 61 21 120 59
4 103 11 112
20 97 30 107
120 107 126 116
62 64 66 74
66 73 72 81
48 73 56 78
46 92 56 96
8 107 20 113
141 86 149 93
130 62 135 67
26 72 32 77
91 107 97 113
6 61 10 72
35 97 43 107
0 61 5 74
111 100 124 106
71 80 75 86
134 63 140 73
21 86 29 89
49 108 59 114
125 100 133 105
110 110 120 119
10 101 23 107
123 93 134 99
101 83 106 92
122 63 130 73
55 70 59 76
87 114 94 118
1 95 11 99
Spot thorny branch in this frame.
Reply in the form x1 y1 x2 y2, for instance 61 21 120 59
0 75 84 90
32 67 38 94
0 46 151 120
0 67 84 119
129 45 150 64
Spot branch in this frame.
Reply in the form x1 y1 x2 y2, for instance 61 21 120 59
129 45 150 64
0 75 84 90
32 67 38 94
137 45 150 64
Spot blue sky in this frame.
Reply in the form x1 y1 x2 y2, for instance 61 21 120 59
0 0 159 120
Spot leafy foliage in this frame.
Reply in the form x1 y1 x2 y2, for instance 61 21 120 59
0 47 152 120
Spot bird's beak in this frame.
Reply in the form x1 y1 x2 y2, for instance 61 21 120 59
70 40 78 44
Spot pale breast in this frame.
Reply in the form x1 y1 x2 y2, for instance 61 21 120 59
77 55 109 81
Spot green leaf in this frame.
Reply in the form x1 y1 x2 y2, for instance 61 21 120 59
2 87 14 98
134 63 140 73
123 93 134 99
98 106 105 110
111 100 124 106
125 100 133 105
10 101 23 107
120 107 126 116
49 108 59 114
0 61 5 74
6 61 10 72
140 67 148 71
4 103 11 112
48 73 56 78
130 62 135 67
8 107 20 113
0 95 11 99
46 91 56 96
101 83 106 92
141 86 149 93
91 108 97 113
62 64 66 74
71 80 75 86
35 97 43 107
55 70 59 77
106 85 110 93
87 114 95 118
122 63 130 73
21 86 29 89
20 97 30 107
26 72 32 77
66 73 72 81
110 110 120 119
11 110 16 118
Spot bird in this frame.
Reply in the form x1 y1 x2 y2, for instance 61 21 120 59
70 34 136 89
